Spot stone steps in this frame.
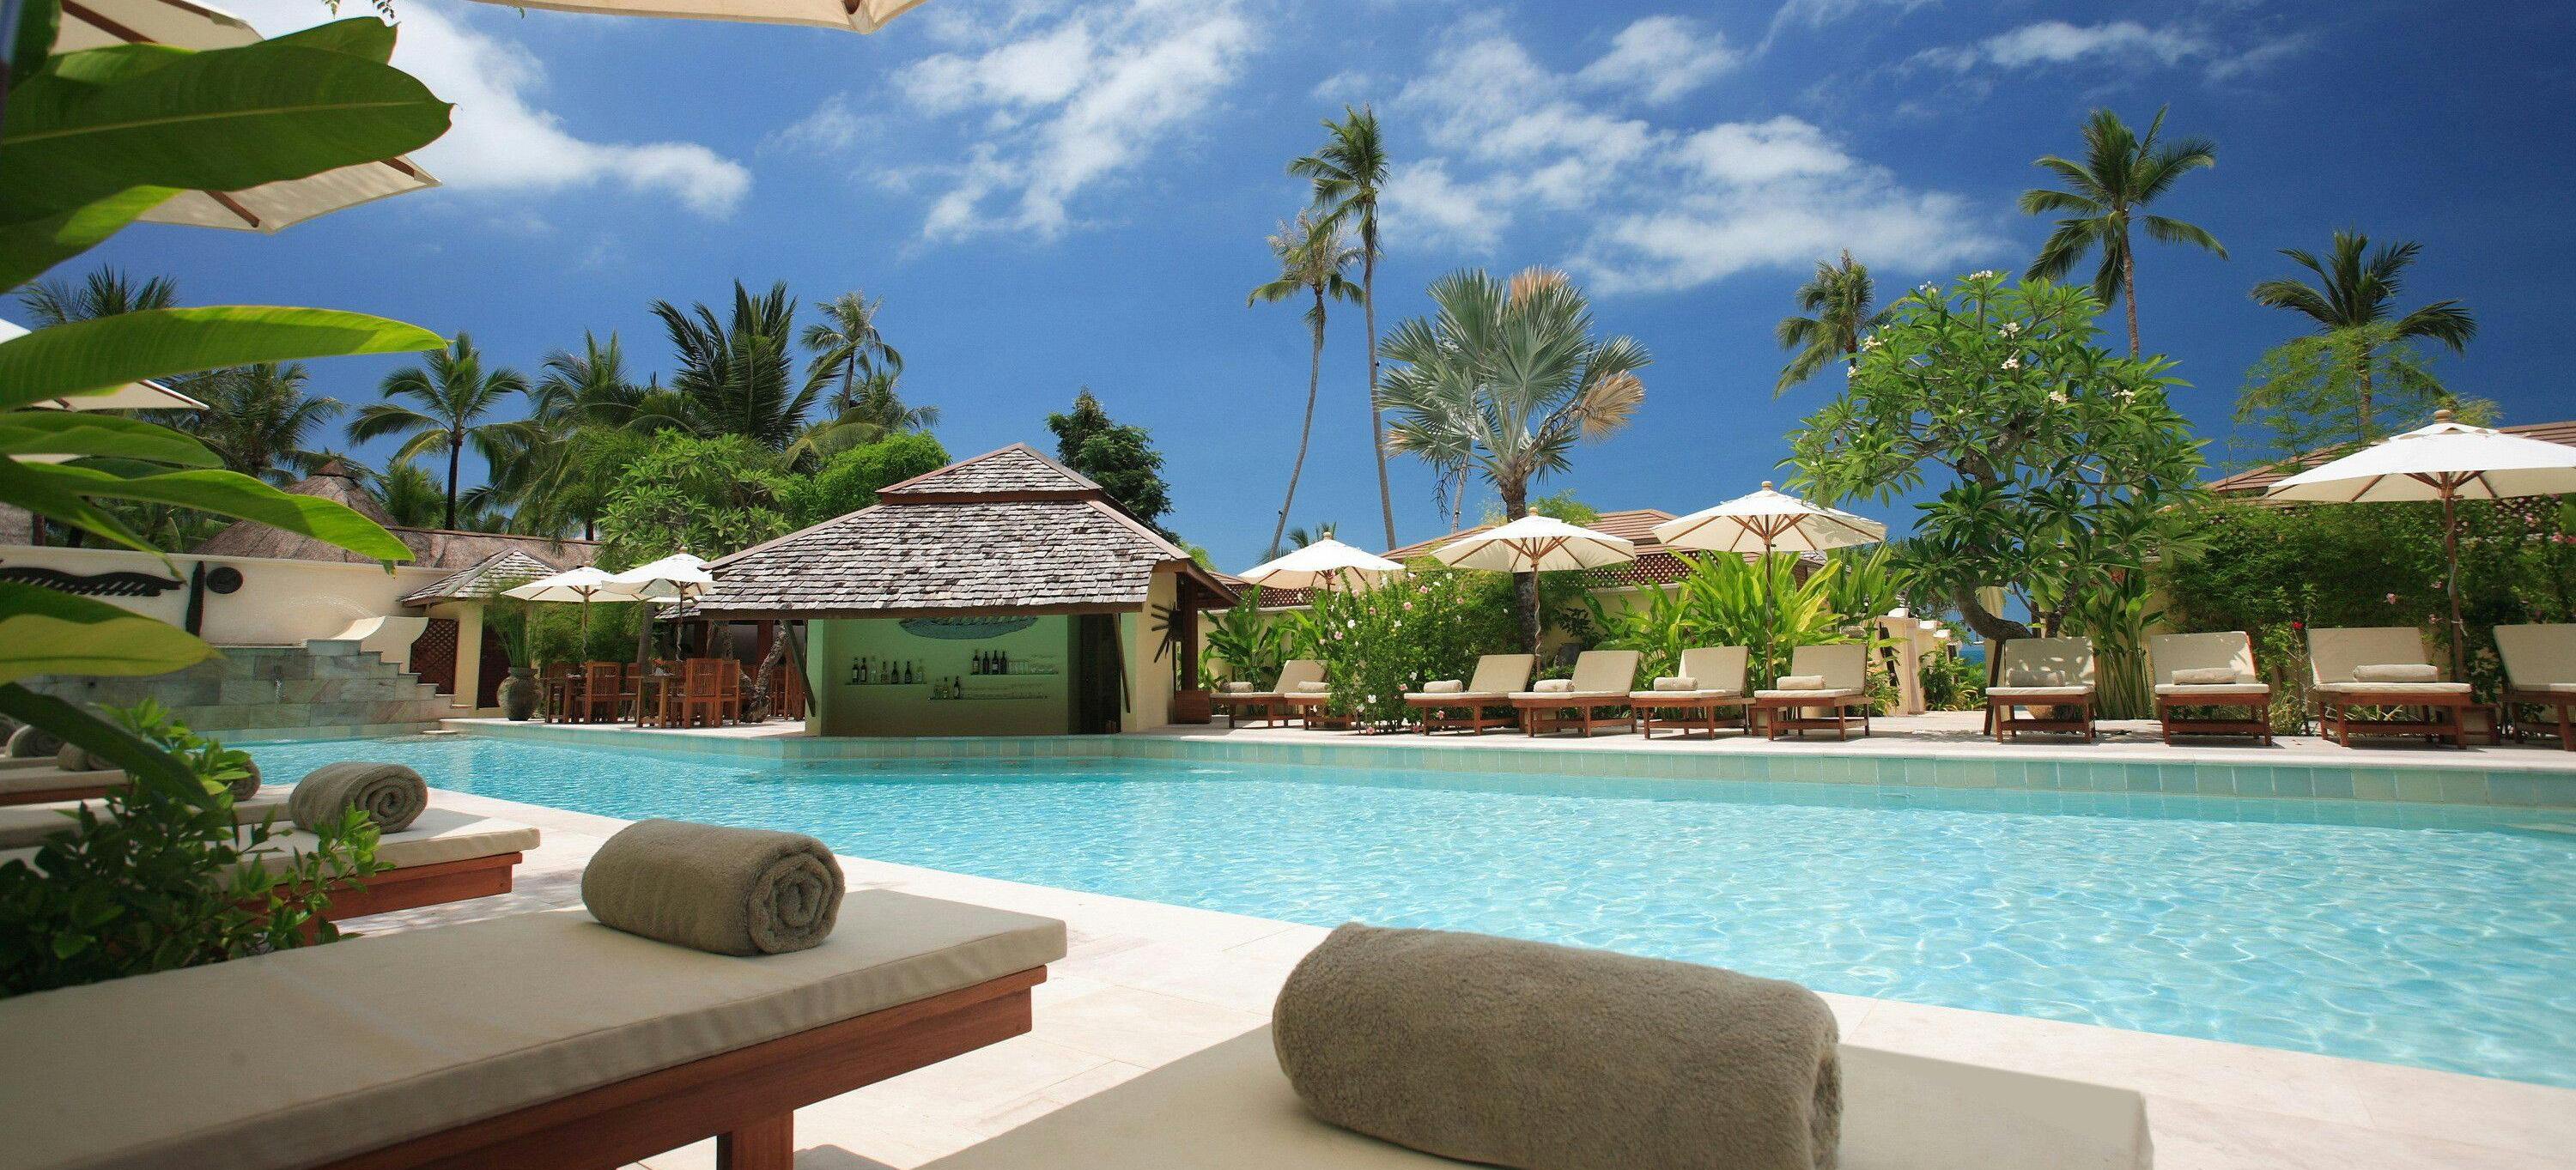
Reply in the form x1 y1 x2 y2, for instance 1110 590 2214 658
25 640 452 739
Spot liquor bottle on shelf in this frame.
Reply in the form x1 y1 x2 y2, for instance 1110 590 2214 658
997 650 1010 675
905 661 917 685
848 658 861 685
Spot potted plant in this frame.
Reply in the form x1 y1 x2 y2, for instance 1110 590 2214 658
483 590 538 721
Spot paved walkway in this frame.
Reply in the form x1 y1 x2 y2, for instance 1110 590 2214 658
374 786 2574 1170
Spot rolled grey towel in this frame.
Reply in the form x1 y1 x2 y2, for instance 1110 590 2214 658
227 757 263 803
289 761 424 833
55 743 112 773
582 819 844 955
1274 924 1841 1170
8 724 64 759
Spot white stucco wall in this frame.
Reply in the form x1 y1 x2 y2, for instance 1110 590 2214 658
0 543 447 647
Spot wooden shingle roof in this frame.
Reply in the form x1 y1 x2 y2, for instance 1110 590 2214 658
699 444 1233 619
399 549 556 605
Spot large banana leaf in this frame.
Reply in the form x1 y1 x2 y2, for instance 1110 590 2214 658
0 307 441 409
0 185 176 295
0 582 216 686
0 411 220 465
0 459 415 561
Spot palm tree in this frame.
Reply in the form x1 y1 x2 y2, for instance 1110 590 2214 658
349 334 532 530
185 362 343 483
652 281 822 450
800 292 904 416
2019 106 2226 357
15 266 178 325
1248 210 1364 559
2250 230 2476 439
1774 251 1889 393
374 459 446 528
1290 106 1394 549
1380 268 1649 651
1285 521 1339 549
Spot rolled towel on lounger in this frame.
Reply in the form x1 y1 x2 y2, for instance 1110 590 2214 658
1652 676 1698 692
1533 678 1574 694
1420 680 1464 694
2172 666 2240 686
1773 675 1826 691
582 819 844 955
1220 681 1256 694
55 743 112 774
1274 924 1840 1170
8 724 63 759
1296 681 1331 693
289 762 424 832
2354 663 2439 683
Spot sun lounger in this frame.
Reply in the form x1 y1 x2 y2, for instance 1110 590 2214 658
1400 654 1536 734
1752 643 1874 741
1212 659 1326 729
914 1025 2152 1170
1629 646 1750 738
2494 623 2576 751
0 889 1066 1170
0 765 125 806
2148 632 2273 744
1985 637 2099 743
0 792 292 849
1507 650 1641 737
2306 627 2474 748
1 806 538 924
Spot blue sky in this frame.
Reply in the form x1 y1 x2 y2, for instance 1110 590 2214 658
78 0 2576 568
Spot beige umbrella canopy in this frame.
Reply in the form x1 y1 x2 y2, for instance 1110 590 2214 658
1652 482 1886 557
465 0 931 32
2268 409 2576 680
53 0 438 233
1433 514 1637 573
607 553 714 670
505 566 628 642
1236 539 1406 591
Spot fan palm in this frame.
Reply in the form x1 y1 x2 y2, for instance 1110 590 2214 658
349 334 532 530
652 281 822 450
1249 209 1364 559
800 291 904 415
2249 230 2476 439
373 459 446 528
2019 106 2226 357
1379 268 1650 650
1291 106 1394 548
1774 251 1889 393
15 266 178 325
185 362 343 483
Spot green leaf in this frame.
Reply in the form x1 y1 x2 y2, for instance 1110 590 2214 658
0 683 196 790
0 307 442 409
0 583 218 685
0 411 221 465
0 39 453 219
270 17 399 64
2 460 414 561
10 0 61 82
0 456 160 554
0 185 178 294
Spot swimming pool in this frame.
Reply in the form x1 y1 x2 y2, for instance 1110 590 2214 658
248 735 2576 1088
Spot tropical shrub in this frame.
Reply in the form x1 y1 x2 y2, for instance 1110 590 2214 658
1204 594 1286 684
1588 554 1849 690
1288 569 1522 728
1918 643 1986 710
594 433 794 567
0 701 386 995
779 431 949 527
528 602 646 670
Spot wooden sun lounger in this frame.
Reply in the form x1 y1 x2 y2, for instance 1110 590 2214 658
0 891 1067 1170
2306 627 2474 749
1750 644 1874 741
1628 647 1750 739
1507 651 1641 737
1212 660 1326 729
2148 631 2274 744
2494 623 2576 751
1402 654 1538 735
1984 637 2099 743
0 766 126 806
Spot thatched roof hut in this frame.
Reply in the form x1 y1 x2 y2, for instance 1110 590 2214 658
191 459 598 573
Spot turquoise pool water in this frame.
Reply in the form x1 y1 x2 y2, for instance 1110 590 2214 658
248 736 2576 1087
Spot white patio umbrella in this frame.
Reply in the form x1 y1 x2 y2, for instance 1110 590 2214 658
502 566 625 642
2268 409 2576 680
1236 539 1405 591
607 553 714 670
1651 482 1886 557
467 0 930 33
53 0 438 233
1 317 209 423
1431 514 1637 573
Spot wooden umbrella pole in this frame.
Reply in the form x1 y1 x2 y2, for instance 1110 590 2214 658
2441 485 2467 684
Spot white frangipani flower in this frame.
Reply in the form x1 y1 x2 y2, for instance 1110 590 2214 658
2001 356 2021 371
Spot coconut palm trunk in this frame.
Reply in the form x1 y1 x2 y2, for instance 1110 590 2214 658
1271 288 1328 558
1364 250 1394 549
1499 480 1542 653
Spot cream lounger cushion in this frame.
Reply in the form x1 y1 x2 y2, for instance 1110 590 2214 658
0 890 1067 1170
1754 688 1862 701
0 793 289 850
0 767 122 799
2353 663 2439 683
0 807 539 877
1419 680 1464 694
2312 681 2471 695
2494 623 2576 690
916 1027 2151 1170
2153 683 2273 699
1985 686 2094 700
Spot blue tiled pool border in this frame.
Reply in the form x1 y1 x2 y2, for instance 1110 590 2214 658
432 723 2576 811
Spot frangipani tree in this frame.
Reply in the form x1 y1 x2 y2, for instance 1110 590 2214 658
1789 272 2204 650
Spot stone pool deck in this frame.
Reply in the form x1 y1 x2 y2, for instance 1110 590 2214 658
375 785 2574 1170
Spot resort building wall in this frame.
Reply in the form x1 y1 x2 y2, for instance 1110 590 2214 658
0 543 447 649
805 616 1078 737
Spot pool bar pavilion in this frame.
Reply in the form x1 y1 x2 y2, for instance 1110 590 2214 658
696 445 1238 737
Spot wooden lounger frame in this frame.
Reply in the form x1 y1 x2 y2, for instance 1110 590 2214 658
2504 688 2575 751
1752 694 1871 741
0 777 122 806
1404 694 1512 734
319 966 1045 1170
1511 695 1629 737
1631 696 1747 739
307 852 524 922
1211 696 1297 728
2313 690 2473 749
2154 694 2274 744
1987 694 2098 743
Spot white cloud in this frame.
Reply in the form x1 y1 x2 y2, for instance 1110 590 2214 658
1916 20 2311 82
220 0 749 215
1574 16 1741 105
1761 0 1937 50
885 0 1255 239
1387 20 1996 294
763 94 871 155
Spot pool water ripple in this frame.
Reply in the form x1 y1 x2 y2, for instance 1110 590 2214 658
247 737 2576 1088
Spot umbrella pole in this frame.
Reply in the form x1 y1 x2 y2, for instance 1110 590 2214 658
2442 487 2468 684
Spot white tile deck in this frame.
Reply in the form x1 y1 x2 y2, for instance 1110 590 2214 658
366 786 2575 1170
